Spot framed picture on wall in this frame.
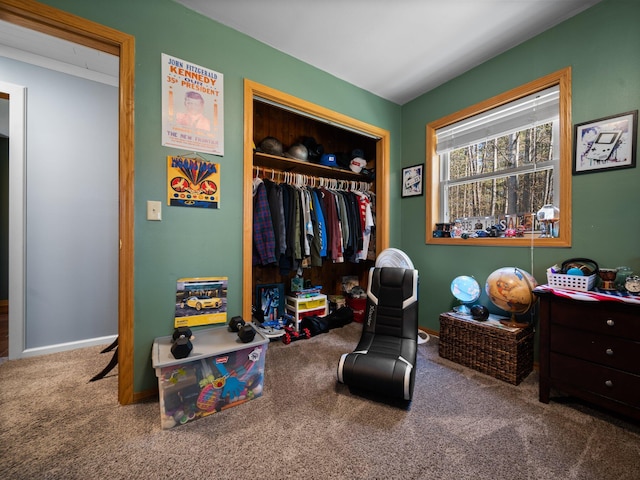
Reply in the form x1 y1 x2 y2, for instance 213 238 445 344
175 276 228 328
401 164 424 197
573 110 637 175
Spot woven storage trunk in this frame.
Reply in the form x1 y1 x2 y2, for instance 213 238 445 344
438 312 534 385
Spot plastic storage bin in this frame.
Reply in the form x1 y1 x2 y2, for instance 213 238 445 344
346 297 367 323
151 325 268 429
546 272 596 291
285 294 328 330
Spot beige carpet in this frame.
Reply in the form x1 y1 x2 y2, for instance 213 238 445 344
1 322 639 480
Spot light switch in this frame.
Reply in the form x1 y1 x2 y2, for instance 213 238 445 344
147 200 162 221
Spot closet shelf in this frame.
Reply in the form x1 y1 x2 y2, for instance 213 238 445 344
254 152 366 181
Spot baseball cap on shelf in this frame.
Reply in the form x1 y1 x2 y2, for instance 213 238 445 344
350 157 367 173
300 137 324 162
334 152 351 169
319 153 337 167
360 168 375 181
351 148 365 159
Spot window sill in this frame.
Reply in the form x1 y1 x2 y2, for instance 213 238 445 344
426 236 570 247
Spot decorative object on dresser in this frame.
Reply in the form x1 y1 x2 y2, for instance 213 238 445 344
625 275 640 294
546 258 599 292
536 286 640 422
597 268 618 290
438 311 534 385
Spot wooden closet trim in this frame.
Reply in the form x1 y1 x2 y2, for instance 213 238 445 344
0 0 136 405
243 79 390 321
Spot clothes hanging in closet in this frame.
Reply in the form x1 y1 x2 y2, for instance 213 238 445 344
252 170 375 270
263 178 286 258
252 177 277 266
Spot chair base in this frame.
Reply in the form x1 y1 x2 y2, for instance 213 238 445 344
337 349 415 401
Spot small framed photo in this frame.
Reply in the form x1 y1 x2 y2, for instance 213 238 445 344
573 110 637 175
402 164 424 197
255 283 284 322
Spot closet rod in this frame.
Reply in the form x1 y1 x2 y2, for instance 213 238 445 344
253 165 372 192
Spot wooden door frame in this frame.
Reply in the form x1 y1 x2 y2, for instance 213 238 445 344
0 0 135 405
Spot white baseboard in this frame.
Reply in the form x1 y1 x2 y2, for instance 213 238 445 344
19 334 118 358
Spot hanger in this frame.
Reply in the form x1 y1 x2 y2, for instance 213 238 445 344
261 167 370 193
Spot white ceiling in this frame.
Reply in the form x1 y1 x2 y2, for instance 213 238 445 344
0 1 601 104
176 0 602 105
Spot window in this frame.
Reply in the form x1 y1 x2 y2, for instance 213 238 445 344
426 68 572 246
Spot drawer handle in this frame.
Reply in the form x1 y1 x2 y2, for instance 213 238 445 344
606 348 614 356
606 319 615 327
605 380 613 388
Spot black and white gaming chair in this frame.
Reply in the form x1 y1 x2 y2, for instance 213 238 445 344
337 250 418 401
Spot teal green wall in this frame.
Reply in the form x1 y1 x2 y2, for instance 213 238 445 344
40 0 402 393
401 0 640 332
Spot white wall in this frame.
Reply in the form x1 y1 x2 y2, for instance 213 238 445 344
0 57 118 349
0 98 7 137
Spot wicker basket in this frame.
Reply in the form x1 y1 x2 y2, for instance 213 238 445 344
546 272 596 291
438 312 534 385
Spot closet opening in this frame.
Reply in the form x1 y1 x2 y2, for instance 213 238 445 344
243 79 390 322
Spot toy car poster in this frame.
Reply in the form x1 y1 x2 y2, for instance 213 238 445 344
175 277 228 327
161 53 223 155
167 155 220 209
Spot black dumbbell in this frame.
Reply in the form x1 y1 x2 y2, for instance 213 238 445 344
170 327 194 359
172 326 192 341
237 324 256 343
228 316 245 332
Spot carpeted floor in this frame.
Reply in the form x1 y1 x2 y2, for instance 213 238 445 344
0 321 638 480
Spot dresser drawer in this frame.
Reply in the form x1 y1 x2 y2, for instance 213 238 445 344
550 300 640 340
550 352 640 407
550 324 640 374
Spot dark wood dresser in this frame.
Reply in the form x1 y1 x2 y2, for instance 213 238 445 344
536 287 640 421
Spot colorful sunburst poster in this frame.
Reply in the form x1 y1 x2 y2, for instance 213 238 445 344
167 155 220 209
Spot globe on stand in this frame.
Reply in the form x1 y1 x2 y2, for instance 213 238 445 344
451 276 481 315
485 267 538 328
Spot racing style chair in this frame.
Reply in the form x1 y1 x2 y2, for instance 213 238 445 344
337 266 419 401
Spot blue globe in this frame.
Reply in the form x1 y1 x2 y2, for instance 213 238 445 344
451 276 480 314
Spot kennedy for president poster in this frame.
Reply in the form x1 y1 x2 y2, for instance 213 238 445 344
161 53 224 155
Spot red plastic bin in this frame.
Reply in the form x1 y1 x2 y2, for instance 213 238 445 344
346 297 367 323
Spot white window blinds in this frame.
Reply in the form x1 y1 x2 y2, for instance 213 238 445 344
436 85 559 154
